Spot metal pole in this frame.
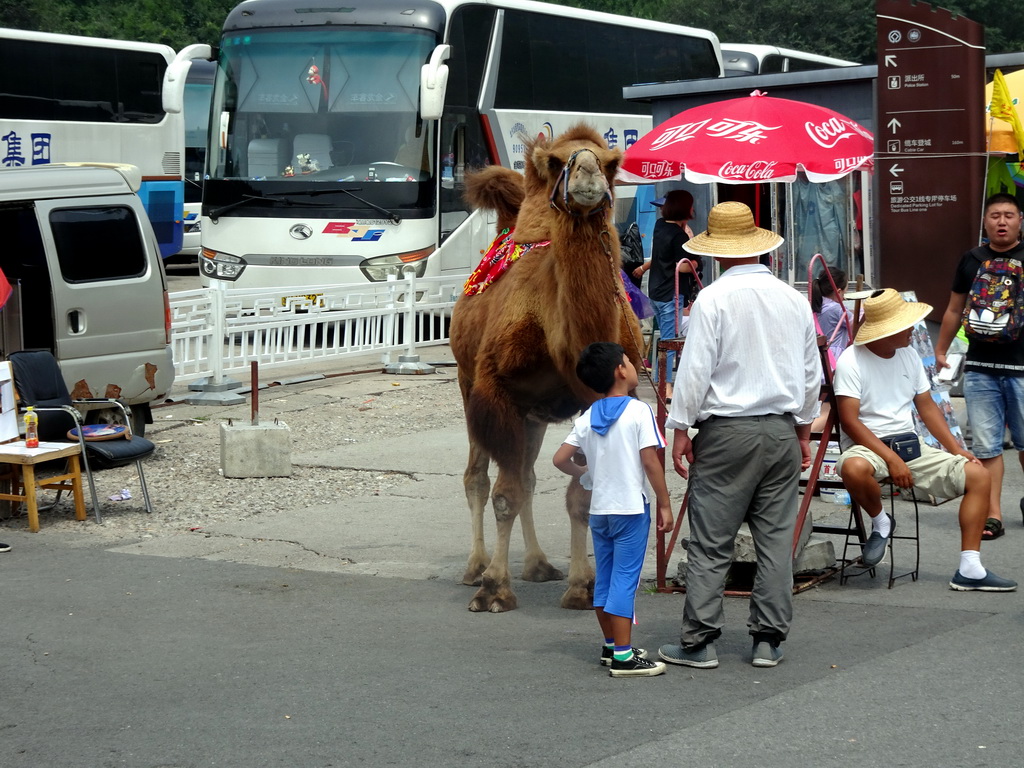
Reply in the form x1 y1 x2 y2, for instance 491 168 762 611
250 360 259 426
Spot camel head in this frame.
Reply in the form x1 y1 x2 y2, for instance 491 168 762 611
527 124 622 217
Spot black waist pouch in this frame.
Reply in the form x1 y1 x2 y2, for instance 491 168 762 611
880 431 922 462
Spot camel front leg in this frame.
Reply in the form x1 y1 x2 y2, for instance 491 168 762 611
462 440 491 586
469 466 522 612
560 477 595 610
519 419 564 583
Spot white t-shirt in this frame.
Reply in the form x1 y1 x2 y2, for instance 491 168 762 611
563 398 665 515
832 345 929 451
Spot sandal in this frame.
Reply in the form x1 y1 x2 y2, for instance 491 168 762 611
982 517 1005 541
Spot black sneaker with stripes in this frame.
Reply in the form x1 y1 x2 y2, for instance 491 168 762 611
600 645 648 666
609 654 666 678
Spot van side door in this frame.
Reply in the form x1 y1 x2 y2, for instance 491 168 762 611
33 196 174 401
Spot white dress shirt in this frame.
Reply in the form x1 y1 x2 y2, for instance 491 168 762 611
665 263 821 431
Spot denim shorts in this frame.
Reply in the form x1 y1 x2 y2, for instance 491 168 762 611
650 299 678 383
963 371 1024 459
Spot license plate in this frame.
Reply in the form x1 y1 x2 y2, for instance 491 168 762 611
281 293 324 307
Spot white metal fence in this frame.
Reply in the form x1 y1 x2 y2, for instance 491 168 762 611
169 273 467 382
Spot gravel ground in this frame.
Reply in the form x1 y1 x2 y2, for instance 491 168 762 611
0 366 468 542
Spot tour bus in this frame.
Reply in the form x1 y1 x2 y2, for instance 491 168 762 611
721 44 859 77
0 29 209 259
198 0 723 297
179 59 216 259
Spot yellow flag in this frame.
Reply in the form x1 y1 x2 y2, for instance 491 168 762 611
990 69 1024 159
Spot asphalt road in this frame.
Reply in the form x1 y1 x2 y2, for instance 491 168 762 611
4 346 1024 767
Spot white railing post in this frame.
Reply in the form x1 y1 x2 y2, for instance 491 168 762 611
184 282 246 405
384 267 435 375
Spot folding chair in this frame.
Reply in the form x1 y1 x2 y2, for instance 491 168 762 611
840 481 921 588
8 350 155 521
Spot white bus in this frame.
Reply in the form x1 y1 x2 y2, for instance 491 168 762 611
0 28 210 259
721 44 858 77
199 0 723 296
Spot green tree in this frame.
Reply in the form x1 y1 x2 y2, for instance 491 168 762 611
5 0 1024 58
559 0 1024 63
0 0 235 49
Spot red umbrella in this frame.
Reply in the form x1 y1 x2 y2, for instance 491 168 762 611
620 90 873 185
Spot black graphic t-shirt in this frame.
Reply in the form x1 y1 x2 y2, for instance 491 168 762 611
952 241 1024 376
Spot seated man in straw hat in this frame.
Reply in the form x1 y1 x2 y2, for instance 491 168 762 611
658 201 820 670
834 289 1016 592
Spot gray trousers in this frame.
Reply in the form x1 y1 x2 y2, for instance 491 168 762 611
681 414 800 650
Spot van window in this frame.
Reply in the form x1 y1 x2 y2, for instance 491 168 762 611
49 206 148 282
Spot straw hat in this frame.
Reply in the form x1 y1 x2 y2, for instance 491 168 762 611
854 288 932 345
683 201 784 258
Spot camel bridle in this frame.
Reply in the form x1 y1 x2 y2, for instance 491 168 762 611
548 147 613 217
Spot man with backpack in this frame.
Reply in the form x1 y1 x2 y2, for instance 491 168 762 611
935 193 1024 541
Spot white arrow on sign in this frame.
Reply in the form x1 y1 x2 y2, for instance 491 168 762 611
885 54 898 67
888 117 902 133
889 164 905 177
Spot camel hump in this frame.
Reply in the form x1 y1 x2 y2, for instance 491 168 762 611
464 166 525 231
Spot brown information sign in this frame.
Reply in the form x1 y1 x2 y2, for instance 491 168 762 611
875 0 985 316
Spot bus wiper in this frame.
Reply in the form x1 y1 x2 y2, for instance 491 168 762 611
209 189 402 225
289 187 402 225
208 194 279 223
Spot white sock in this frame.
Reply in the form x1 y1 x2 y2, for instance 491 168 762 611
871 513 891 538
959 550 986 580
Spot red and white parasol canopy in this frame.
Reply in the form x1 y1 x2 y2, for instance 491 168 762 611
620 90 874 185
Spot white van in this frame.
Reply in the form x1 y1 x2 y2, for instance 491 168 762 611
0 163 175 436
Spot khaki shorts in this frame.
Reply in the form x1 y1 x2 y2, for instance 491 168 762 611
835 442 967 500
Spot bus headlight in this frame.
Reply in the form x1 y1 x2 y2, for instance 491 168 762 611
359 247 433 282
200 248 246 280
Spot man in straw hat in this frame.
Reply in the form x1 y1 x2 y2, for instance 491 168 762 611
834 289 1016 591
658 201 820 670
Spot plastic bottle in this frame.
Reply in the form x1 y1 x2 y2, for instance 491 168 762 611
24 406 39 448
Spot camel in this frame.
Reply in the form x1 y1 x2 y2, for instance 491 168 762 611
449 124 645 612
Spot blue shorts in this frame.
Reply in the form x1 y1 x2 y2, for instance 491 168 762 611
963 371 1024 459
590 509 651 619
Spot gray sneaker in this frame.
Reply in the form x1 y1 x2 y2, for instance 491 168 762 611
949 569 1017 592
862 513 895 566
658 642 719 668
752 641 784 667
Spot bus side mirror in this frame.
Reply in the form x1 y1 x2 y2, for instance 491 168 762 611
163 44 214 114
420 44 451 121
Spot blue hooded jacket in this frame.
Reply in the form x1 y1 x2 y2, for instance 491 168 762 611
589 396 632 435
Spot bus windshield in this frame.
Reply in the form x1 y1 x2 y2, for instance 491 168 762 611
209 27 436 199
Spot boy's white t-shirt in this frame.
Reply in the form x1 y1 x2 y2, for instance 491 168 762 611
563 398 665 515
832 345 930 451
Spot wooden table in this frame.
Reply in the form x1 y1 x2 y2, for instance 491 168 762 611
0 441 87 532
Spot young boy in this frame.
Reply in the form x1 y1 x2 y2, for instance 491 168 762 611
553 342 674 678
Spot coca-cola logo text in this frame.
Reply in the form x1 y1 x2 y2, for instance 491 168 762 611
833 155 872 174
805 117 855 149
719 160 778 181
637 160 677 179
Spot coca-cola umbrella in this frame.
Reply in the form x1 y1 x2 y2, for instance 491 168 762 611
619 90 873 185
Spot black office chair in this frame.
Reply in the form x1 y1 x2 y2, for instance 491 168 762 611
7 350 155 522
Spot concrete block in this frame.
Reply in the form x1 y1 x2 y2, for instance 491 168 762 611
673 519 834 586
220 421 292 478
794 535 836 574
